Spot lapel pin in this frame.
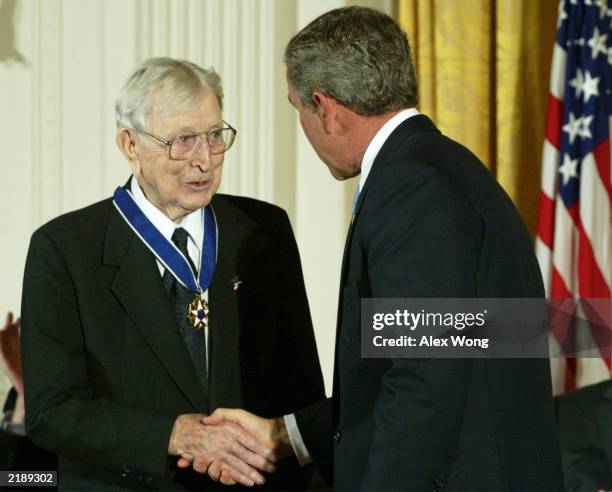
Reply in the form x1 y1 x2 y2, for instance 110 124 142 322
231 276 242 292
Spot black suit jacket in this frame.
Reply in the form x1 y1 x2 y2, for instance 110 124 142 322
556 380 612 491
21 190 325 491
295 115 563 491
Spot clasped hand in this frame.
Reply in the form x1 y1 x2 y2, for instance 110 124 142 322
170 409 292 487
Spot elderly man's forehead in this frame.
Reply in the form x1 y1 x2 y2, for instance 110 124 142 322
146 90 221 129
149 85 218 108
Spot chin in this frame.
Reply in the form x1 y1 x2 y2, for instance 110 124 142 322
179 194 213 213
328 167 352 181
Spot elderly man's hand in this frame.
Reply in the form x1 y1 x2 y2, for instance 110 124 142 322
169 413 277 487
176 409 294 486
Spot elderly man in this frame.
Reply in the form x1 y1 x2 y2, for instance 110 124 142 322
207 7 563 491
21 57 324 491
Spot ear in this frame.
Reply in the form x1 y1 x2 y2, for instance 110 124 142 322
116 128 142 176
312 91 339 135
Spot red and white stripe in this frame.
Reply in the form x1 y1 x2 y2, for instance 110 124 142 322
536 39 612 395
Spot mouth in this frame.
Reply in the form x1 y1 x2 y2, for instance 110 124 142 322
184 179 211 191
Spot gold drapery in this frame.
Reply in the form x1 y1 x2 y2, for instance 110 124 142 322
397 0 558 236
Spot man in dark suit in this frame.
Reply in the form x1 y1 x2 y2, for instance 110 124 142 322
206 7 563 491
20 57 324 491
556 379 612 491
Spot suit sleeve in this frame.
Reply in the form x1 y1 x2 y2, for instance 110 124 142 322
271 211 331 480
293 398 333 484
271 210 325 409
359 162 483 490
21 229 176 481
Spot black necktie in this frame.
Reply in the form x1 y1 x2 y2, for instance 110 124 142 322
162 228 208 399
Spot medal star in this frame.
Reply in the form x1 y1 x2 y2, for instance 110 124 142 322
189 297 209 329
581 71 600 102
558 154 579 185
569 69 584 99
562 112 581 144
587 26 608 59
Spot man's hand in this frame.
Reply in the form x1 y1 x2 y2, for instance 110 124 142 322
176 409 294 486
168 413 277 487
204 409 294 460
0 312 23 394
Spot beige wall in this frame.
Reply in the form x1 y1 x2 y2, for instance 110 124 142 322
0 0 392 399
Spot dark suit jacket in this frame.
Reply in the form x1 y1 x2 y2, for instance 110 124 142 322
21 190 325 491
556 380 612 491
295 115 563 491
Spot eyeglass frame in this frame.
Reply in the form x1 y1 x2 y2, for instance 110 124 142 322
133 121 237 160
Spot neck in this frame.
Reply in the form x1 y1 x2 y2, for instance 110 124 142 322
169 211 188 223
346 109 404 167
135 178 190 223
159 203 193 224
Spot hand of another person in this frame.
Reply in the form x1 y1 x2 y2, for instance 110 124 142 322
169 413 277 487
0 312 23 394
204 409 293 459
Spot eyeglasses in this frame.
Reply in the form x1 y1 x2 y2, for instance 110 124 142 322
136 121 237 160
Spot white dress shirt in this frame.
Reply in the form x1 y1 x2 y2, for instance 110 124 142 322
358 107 420 194
285 107 421 466
131 177 210 365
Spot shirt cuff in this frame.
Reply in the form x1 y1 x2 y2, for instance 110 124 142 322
284 413 312 466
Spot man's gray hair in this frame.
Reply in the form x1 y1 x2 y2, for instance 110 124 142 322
284 6 418 116
115 57 223 130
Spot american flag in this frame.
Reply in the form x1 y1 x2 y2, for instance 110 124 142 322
536 0 611 394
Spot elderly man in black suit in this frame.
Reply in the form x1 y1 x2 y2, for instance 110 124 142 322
21 57 324 491
205 7 563 491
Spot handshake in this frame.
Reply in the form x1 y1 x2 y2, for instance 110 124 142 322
168 408 294 487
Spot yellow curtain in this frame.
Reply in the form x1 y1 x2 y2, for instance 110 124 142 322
397 0 558 236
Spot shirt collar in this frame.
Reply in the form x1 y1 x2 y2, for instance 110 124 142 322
358 108 420 192
131 176 203 248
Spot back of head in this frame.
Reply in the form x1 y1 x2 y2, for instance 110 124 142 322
115 57 223 131
284 6 418 116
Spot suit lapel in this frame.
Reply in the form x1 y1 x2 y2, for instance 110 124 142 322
103 203 209 412
207 196 256 411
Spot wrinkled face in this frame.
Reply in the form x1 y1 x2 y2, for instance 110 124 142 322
287 81 347 180
131 88 224 221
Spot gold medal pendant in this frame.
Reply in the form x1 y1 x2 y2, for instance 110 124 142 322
187 290 209 330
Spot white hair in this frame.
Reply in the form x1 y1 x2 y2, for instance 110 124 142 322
115 57 223 130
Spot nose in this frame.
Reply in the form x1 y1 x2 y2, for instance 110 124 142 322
190 136 212 169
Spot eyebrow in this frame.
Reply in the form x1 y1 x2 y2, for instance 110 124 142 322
175 122 224 134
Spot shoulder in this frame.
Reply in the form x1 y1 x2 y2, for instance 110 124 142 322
30 197 114 250
211 194 290 227
378 115 493 193
364 156 480 224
